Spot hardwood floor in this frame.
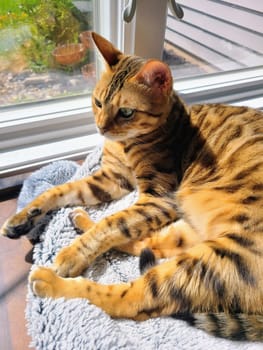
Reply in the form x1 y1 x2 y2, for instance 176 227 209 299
0 198 32 350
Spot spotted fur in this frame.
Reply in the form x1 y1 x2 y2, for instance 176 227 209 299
1 32 263 341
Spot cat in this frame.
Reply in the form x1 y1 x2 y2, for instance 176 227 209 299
1 32 263 341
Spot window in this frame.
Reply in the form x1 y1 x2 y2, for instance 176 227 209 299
162 0 263 107
165 0 262 78
0 0 123 181
0 0 95 107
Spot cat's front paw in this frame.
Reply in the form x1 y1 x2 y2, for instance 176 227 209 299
0 207 42 239
54 243 88 277
69 208 94 234
29 267 61 298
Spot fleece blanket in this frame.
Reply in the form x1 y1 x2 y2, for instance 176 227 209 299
22 145 262 350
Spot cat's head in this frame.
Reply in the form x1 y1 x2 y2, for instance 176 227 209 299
91 32 173 141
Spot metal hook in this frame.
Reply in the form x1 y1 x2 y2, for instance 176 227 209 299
168 0 184 20
123 0 137 23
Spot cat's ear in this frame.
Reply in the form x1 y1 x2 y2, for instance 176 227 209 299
91 32 123 68
132 60 173 97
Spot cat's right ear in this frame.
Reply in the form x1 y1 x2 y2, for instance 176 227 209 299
91 32 123 69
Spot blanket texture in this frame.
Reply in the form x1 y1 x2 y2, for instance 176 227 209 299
23 146 262 350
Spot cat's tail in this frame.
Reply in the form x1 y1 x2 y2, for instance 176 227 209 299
139 248 263 341
172 312 263 341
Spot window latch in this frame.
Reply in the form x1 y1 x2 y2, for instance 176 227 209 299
168 0 184 19
123 0 184 23
123 0 137 23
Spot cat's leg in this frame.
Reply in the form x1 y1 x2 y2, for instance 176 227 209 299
1 143 135 239
69 208 200 258
29 234 262 327
117 220 201 258
51 197 179 277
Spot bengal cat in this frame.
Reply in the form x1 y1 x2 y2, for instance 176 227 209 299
1 32 263 341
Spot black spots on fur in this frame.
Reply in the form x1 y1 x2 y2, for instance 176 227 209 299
89 183 112 202
171 312 196 326
252 183 263 191
217 124 244 154
199 150 216 169
228 125 243 141
135 208 154 224
101 170 111 180
77 190 86 205
241 195 261 205
145 271 159 298
211 245 255 285
225 233 254 248
144 186 162 197
120 289 128 298
137 202 173 221
229 294 242 313
176 236 184 248
117 217 131 238
214 184 242 194
139 248 157 274
225 233 261 256
170 286 190 313
137 306 163 318
231 213 250 224
199 262 226 299
234 164 260 181
178 256 225 299
111 171 134 192
136 173 156 181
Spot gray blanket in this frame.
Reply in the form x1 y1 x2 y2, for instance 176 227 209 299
23 146 262 349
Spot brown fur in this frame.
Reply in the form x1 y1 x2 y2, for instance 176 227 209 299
1 32 263 341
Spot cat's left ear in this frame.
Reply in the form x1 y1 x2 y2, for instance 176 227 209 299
91 32 123 68
132 60 173 97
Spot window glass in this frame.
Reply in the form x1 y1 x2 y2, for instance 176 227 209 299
0 0 95 107
163 1 263 79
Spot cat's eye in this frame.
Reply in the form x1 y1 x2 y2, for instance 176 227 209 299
94 98 102 108
119 108 134 119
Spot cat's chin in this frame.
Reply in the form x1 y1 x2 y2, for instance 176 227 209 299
103 131 139 142
104 134 129 142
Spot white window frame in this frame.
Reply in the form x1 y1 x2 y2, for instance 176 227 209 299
0 0 262 183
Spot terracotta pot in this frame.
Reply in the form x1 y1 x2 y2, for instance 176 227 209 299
53 43 86 65
79 31 93 49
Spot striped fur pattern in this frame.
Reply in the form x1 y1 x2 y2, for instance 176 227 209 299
1 32 263 341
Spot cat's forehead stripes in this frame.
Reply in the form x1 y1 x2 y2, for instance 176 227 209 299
104 56 144 104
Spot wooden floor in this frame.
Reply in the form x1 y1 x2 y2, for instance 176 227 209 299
0 198 32 350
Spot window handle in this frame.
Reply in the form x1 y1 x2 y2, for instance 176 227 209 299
168 0 184 19
123 0 137 23
123 0 183 23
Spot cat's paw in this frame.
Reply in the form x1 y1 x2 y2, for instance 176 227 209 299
29 267 60 298
69 208 94 234
54 244 88 277
0 207 42 238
